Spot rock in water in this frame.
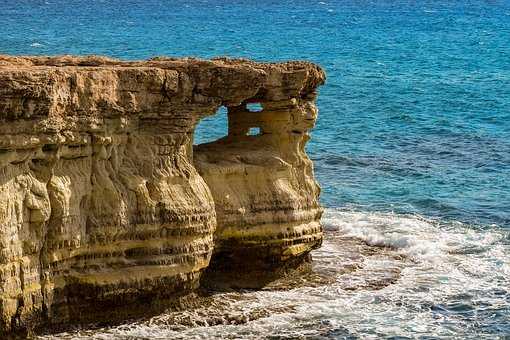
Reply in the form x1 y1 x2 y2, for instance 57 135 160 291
0 55 325 335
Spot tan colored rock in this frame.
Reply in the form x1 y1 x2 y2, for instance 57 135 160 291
0 55 325 335
195 97 324 288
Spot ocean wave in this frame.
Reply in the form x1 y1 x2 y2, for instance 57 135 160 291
322 209 508 260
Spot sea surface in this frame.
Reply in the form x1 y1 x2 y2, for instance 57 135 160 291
1 0 510 338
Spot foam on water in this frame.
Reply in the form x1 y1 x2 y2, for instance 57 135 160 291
39 209 510 339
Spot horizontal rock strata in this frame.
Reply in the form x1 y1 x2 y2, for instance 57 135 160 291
0 55 325 335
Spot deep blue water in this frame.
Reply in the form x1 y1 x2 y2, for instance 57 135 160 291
2 1 510 338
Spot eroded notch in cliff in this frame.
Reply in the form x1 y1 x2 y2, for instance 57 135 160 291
193 106 229 146
193 100 271 147
246 102 263 113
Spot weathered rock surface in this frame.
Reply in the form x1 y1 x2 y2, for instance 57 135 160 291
0 55 325 335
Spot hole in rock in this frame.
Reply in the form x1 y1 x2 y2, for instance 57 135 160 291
42 144 58 152
247 127 261 136
193 106 228 145
246 102 263 112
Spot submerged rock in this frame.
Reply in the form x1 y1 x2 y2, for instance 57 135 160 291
0 55 325 335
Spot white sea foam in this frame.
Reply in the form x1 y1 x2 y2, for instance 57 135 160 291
323 210 450 260
30 43 43 47
38 209 510 339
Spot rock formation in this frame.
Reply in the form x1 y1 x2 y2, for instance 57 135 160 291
0 55 325 335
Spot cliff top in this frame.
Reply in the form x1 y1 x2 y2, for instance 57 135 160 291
0 55 325 122
0 55 325 83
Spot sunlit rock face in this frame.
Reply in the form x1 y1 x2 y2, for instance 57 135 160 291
0 55 325 335
194 96 324 288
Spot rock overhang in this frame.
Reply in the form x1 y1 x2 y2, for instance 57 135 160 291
0 55 325 335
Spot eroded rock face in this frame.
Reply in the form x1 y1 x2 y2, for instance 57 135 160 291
0 55 325 335
194 99 324 288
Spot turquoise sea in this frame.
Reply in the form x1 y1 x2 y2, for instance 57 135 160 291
2 0 510 338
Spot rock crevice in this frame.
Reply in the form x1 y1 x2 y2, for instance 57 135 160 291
0 55 325 335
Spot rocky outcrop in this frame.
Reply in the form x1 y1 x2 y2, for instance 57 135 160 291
195 97 324 288
0 55 325 335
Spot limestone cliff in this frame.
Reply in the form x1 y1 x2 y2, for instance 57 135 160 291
0 55 325 335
